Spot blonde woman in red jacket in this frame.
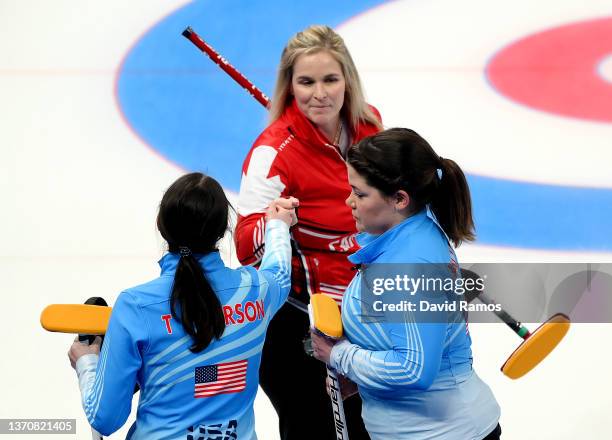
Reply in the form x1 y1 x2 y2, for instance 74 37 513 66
235 25 382 440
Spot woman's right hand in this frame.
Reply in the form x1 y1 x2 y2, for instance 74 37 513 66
266 197 299 227
68 336 102 370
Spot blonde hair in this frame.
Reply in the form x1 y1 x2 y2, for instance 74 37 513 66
269 25 382 131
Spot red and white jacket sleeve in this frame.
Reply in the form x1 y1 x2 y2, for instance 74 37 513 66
235 143 290 266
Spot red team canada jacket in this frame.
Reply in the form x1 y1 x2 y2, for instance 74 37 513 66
235 98 381 306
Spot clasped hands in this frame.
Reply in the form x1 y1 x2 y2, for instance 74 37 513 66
266 196 299 227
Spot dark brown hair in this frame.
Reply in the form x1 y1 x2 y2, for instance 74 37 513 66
157 173 229 352
346 128 475 246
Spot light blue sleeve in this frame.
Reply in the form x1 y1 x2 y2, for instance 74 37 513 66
330 318 447 391
256 218 292 316
75 291 146 436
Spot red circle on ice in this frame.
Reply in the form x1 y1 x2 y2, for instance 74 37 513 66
486 17 612 123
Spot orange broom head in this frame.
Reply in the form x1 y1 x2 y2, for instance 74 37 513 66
40 304 112 335
310 294 343 339
501 313 570 379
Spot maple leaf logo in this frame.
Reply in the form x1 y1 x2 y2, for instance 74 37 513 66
237 146 286 216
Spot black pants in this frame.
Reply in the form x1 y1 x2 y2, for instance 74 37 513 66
482 423 502 440
259 302 370 440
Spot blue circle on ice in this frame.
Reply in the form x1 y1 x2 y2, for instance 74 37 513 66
116 0 612 251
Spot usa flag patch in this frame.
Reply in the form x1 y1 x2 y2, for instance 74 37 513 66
194 360 248 398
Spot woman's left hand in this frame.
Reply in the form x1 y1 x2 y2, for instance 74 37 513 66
266 197 299 227
68 336 102 370
310 329 340 365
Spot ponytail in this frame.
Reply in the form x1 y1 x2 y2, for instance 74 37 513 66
157 173 230 353
170 249 225 353
431 158 475 247
347 128 475 247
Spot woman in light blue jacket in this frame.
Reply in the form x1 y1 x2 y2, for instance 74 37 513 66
68 173 298 439
312 128 501 439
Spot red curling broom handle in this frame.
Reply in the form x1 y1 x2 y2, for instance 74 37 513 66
182 26 271 109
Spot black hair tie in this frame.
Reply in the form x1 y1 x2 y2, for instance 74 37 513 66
179 246 192 257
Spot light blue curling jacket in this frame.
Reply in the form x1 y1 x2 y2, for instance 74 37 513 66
75 219 291 440
330 208 500 440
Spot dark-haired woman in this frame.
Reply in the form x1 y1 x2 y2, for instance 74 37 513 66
68 173 298 439
311 128 502 439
